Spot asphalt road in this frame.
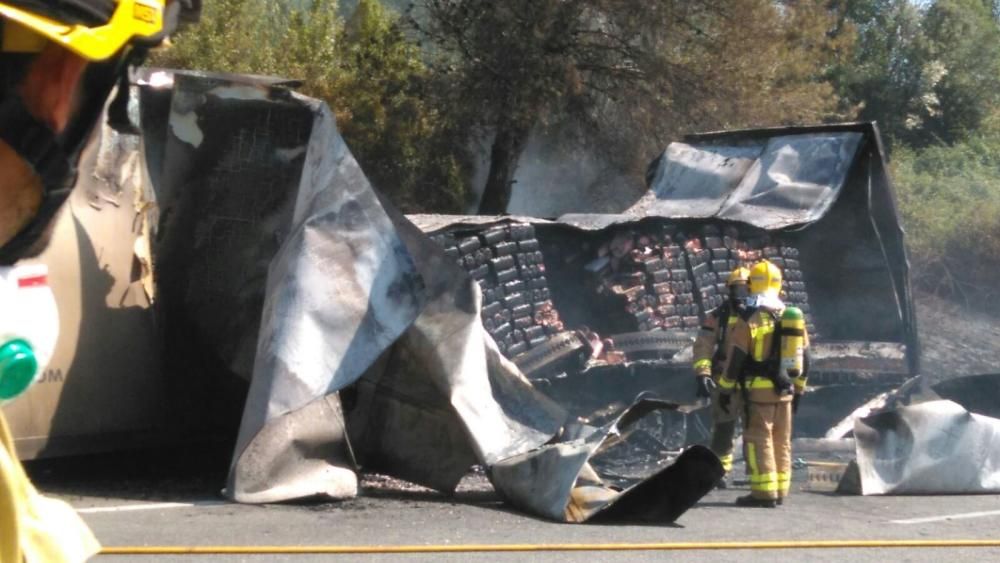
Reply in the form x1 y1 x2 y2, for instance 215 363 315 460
25 447 1000 563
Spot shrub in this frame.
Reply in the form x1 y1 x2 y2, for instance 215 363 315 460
151 0 470 213
892 126 1000 309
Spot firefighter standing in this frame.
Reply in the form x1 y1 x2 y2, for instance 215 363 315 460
717 260 809 508
692 266 750 484
0 1 194 560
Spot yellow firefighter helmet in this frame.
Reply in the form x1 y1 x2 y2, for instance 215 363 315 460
0 0 170 61
749 259 782 297
727 266 750 286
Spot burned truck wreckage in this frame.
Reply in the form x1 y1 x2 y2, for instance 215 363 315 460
410 122 918 437
7 71 1000 523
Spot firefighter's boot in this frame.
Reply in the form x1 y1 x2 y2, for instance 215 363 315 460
735 494 777 508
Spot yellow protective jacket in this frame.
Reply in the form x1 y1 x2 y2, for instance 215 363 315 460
1 410 100 562
692 303 739 378
717 302 809 403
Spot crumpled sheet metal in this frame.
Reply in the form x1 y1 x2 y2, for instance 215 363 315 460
491 399 722 522
223 92 573 512
344 218 567 489
417 128 860 235
220 83 717 522
137 70 719 520
823 373 1000 441
716 133 863 227
225 97 427 503
824 375 939 440
630 142 761 220
852 400 1000 495
225 96 560 500
631 132 863 230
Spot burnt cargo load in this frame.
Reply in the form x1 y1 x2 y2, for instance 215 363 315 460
6 68 908 517
5 69 719 520
410 124 917 423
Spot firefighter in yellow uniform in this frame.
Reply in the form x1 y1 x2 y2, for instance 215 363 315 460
717 260 809 508
1 1 189 559
2 406 101 562
692 266 749 484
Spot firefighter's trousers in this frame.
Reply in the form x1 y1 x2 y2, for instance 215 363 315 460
741 397 792 500
709 386 739 472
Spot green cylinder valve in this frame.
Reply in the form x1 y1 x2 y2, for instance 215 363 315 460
782 306 804 321
0 339 38 401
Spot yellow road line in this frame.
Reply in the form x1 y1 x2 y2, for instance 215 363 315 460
101 540 1000 555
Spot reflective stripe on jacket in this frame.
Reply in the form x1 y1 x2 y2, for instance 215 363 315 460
692 304 738 377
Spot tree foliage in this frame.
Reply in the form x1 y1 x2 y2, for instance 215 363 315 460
409 0 656 213
410 0 850 213
831 0 1000 310
151 0 469 212
834 0 1000 149
152 0 340 88
336 0 470 211
920 0 1000 144
893 119 1000 307
150 0 1000 302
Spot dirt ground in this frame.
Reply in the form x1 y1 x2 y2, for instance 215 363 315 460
915 291 1000 382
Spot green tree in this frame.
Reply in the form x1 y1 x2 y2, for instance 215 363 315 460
151 0 469 213
832 0 1000 149
919 0 1000 145
337 0 470 211
680 0 852 129
411 0 849 214
152 0 340 89
830 0 928 149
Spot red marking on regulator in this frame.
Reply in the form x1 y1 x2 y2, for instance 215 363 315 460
18 275 48 288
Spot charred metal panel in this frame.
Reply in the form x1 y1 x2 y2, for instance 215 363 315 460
411 122 917 380
635 143 761 219
684 123 918 374
153 73 313 385
853 400 1000 494
225 96 432 502
716 133 863 227
636 131 863 229
491 399 721 522
106 71 716 522
822 375 937 440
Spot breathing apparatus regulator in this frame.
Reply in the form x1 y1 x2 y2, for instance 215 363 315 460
0 264 57 404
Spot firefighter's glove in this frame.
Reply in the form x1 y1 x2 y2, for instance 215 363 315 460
696 376 717 399
718 392 732 414
792 394 802 415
